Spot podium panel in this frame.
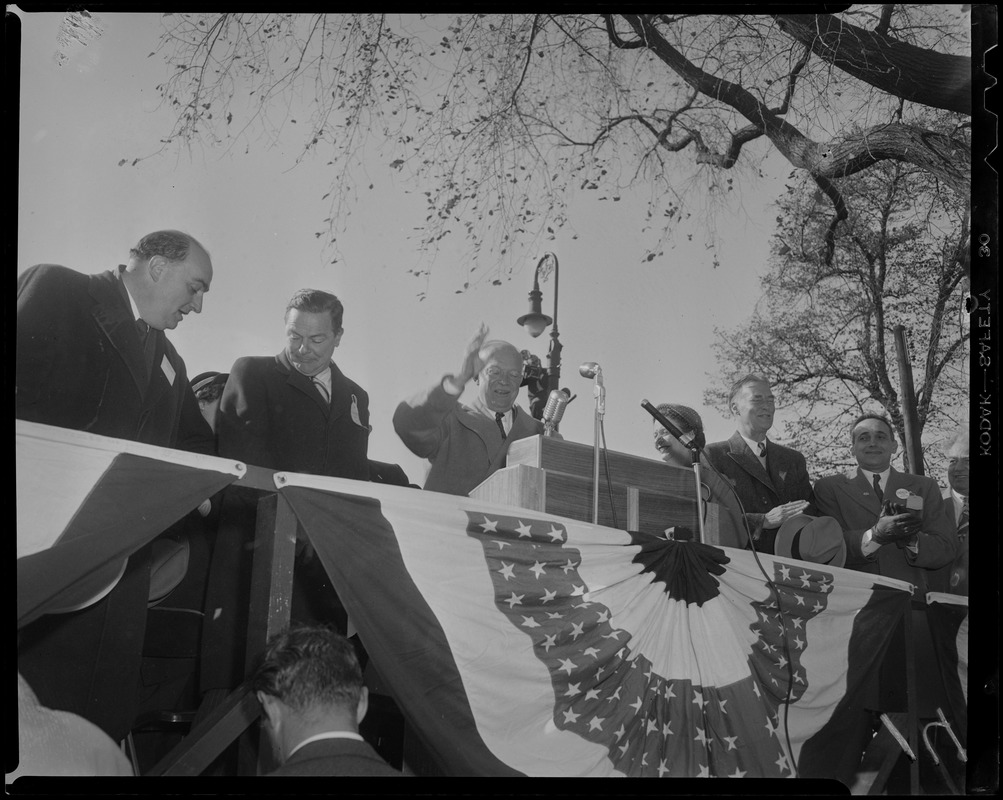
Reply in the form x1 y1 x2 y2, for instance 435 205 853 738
471 436 744 547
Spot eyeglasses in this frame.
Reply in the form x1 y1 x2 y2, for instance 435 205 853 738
484 366 524 382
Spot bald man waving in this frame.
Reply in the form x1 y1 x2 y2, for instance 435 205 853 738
394 324 545 496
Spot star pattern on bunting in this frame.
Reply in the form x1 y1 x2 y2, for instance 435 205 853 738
465 512 793 778
748 560 835 707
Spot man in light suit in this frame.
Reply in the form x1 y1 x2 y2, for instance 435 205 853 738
252 625 402 777
813 414 957 592
394 324 544 496
16 230 215 745
811 413 958 789
704 375 816 554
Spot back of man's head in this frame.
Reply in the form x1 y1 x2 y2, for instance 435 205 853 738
252 625 363 719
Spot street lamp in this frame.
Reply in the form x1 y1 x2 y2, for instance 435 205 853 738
517 252 562 405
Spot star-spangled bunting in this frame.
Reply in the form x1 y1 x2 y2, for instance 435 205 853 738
466 511 792 778
749 562 834 706
277 473 914 779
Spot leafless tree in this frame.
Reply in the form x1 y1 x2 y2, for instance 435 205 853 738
138 9 972 286
707 146 970 477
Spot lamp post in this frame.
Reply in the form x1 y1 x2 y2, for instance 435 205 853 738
517 253 562 407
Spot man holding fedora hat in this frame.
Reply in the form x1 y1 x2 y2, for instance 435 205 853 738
704 375 846 565
772 514 846 568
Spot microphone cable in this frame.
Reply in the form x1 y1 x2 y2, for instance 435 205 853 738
599 418 618 530
698 459 800 778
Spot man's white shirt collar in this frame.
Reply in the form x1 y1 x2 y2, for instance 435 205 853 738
739 433 768 466
287 730 364 759
859 467 891 488
120 273 142 323
470 398 514 432
312 366 332 393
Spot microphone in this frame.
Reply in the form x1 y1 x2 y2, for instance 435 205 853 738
641 399 699 452
542 389 569 436
579 362 602 380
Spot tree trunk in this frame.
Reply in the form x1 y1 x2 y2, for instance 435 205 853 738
619 15 970 197
774 13 971 116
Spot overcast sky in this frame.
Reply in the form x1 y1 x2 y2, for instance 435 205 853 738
15 10 870 487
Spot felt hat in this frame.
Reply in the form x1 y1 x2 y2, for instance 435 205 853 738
775 513 846 568
147 534 191 607
190 371 228 394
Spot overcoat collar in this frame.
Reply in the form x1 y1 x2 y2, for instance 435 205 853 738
88 269 163 399
275 350 346 419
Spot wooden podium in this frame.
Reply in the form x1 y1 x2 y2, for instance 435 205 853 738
470 435 744 548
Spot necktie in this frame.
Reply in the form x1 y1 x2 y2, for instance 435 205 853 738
313 377 330 405
872 473 883 502
495 412 508 440
957 497 969 541
757 441 767 458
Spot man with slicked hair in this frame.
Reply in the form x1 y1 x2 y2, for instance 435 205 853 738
217 288 370 479
394 323 545 496
809 413 958 789
16 230 215 744
206 289 371 697
813 413 957 591
251 625 402 776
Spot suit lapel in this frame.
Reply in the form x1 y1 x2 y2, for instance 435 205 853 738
837 467 882 516
508 405 537 440
327 364 355 425
89 271 148 396
277 351 331 416
457 403 500 442
726 431 775 491
764 441 790 489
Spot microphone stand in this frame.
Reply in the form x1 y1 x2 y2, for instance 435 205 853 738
591 370 605 525
641 400 705 544
689 447 706 545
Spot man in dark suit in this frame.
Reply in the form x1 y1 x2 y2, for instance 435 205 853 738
16 230 215 744
216 288 371 478
704 375 816 554
205 290 370 695
394 324 545 496
252 625 402 777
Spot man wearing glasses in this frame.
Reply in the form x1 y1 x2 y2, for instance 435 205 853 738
394 324 544 496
